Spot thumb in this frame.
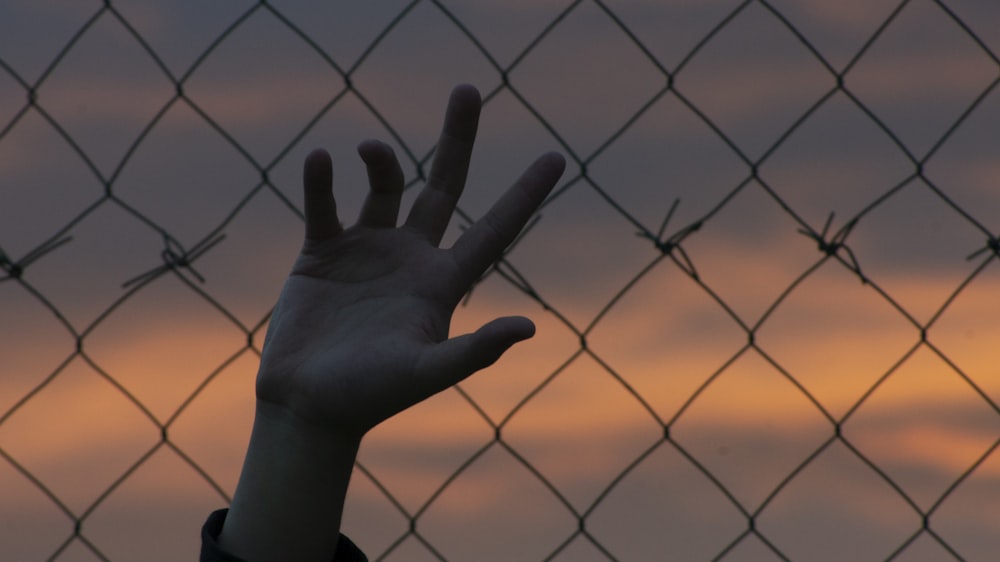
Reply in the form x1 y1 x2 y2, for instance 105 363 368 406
416 316 536 391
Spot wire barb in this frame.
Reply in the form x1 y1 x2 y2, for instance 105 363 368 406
122 233 227 289
797 213 864 279
0 236 73 281
636 198 702 277
966 236 1000 261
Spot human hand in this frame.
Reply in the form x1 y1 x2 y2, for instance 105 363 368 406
217 84 563 561
256 84 565 438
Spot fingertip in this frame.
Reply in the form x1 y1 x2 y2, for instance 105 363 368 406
416 315 538 394
304 148 332 189
357 139 376 158
442 84 482 137
509 316 536 341
305 148 332 169
451 83 482 107
357 139 392 162
516 151 565 203
483 315 536 344
452 316 535 375
539 151 567 178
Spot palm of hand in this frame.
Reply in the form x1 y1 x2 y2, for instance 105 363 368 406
258 226 466 433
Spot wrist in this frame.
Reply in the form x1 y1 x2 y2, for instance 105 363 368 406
254 398 365 449
217 400 362 562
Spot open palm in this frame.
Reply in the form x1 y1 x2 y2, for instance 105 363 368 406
255 85 566 437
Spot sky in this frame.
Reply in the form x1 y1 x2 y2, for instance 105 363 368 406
1 0 999 560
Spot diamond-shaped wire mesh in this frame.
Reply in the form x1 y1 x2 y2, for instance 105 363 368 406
1 1 999 560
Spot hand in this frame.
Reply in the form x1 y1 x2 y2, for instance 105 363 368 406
216 84 564 561
258 84 566 437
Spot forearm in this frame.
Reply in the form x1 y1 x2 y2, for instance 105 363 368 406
217 400 361 562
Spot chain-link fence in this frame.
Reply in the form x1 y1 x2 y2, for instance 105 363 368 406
2 0 999 560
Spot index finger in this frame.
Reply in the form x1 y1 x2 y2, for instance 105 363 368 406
451 152 565 279
404 84 482 245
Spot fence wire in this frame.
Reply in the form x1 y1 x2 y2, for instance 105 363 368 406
1 0 999 560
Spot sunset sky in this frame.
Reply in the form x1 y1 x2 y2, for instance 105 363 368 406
1 1 999 560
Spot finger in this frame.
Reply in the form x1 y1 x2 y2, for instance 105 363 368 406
405 84 482 244
357 140 404 228
303 149 341 241
415 316 536 391
451 152 565 278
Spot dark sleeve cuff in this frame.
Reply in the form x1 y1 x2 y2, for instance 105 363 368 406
201 508 367 562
